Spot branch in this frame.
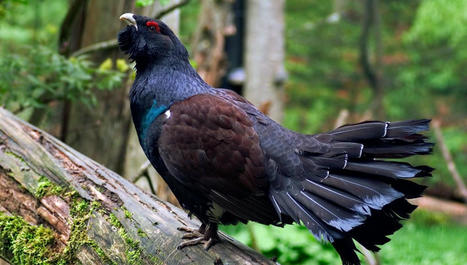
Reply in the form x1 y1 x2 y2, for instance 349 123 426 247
432 119 467 203
0 108 274 265
154 0 190 19
71 39 119 57
129 160 151 183
70 0 191 58
130 160 157 195
334 109 349 128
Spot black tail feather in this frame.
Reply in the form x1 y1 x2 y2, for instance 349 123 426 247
269 119 433 265
344 161 431 179
332 238 360 265
363 140 433 158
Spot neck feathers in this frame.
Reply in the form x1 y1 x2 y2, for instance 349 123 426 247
130 54 211 142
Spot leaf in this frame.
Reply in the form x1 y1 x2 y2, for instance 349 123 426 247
136 0 155 7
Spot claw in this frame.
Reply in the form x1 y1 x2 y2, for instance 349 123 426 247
177 237 204 249
177 226 198 233
176 223 219 250
182 231 203 239
203 237 215 250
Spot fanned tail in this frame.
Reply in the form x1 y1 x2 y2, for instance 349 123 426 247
270 119 433 265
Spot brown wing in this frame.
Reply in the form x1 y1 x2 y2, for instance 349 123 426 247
158 94 267 197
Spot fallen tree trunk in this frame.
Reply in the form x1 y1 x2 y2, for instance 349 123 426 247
0 108 275 265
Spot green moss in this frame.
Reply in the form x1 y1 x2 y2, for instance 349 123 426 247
0 188 117 265
58 195 115 264
0 213 57 265
109 213 121 228
35 176 63 198
0 173 143 265
60 197 92 260
123 207 133 219
137 228 147 238
149 255 163 265
90 201 106 216
109 213 143 264
88 241 117 265
5 150 26 163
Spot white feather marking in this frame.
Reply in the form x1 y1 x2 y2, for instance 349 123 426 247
359 144 364 158
164 110 171 119
342 154 348 169
382 122 389 137
271 195 283 215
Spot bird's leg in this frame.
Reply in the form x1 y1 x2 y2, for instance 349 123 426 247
202 223 219 250
177 223 219 250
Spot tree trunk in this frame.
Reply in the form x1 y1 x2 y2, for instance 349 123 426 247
60 0 143 175
359 0 384 120
244 0 286 122
0 108 274 265
191 0 234 87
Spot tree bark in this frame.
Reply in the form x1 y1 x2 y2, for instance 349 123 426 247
244 0 286 122
0 108 275 265
191 0 234 87
359 0 384 120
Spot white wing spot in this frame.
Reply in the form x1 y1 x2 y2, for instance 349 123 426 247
164 110 171 119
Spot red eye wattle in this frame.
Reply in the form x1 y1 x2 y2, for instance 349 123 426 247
146 21 160 33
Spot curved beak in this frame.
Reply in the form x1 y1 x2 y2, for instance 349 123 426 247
120 13 138 31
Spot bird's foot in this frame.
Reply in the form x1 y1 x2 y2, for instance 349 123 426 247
177 223 219 250
177 226 204 239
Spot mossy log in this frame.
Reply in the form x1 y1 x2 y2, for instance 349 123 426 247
0 108 275 265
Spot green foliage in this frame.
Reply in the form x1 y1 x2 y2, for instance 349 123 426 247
407 0 467 47
284 0 371 133
221 223 343 265
179 0 201 50
0 46 124 113
410 209 452 226
387 0 467 118
136 0 170 8
0 0 66 47
136 0 155 7
0 0 125 120
0 0 27 18
283 0 466 189
222 212 467 265
379 220 467 265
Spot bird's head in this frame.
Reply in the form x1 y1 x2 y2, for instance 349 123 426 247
118 13 188 65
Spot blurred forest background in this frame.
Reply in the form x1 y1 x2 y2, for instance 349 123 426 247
0 0 466 264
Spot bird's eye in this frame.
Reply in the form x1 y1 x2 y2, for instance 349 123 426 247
146 21 160 33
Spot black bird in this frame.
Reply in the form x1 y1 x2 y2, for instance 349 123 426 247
118 13 433 265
